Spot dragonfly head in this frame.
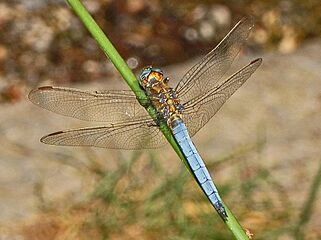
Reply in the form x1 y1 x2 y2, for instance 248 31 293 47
139 66 164 89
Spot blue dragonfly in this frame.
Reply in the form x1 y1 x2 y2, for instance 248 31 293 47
29 17 262 219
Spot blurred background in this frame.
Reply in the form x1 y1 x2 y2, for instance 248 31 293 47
0 0 320 239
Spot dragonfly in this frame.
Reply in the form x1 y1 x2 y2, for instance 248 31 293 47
29 17 262 220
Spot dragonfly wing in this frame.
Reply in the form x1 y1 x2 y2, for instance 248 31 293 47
41 120 167 149
175 17 254 103
29 86 149 123
182 58 262 136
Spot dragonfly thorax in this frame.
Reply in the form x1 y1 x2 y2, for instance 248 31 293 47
139 67 184 127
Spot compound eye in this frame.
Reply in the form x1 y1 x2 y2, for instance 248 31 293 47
140 74 149 82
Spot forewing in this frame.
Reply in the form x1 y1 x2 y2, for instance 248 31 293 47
41 120 167 149
182 58 262 136
28 86 149 123
175 17 254 103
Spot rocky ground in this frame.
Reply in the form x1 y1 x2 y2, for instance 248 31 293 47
0 40 320 238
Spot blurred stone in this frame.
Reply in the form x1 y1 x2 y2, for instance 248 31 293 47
126 56 139 69
209 4 231 28
184 27 199 42
52 7 72 31
83 0 101 13
17 0 65 9
23 18 54 52
83 60 100 74
126 0 145 14
0 45 8 62
192 5 207 22
199 20 216 41
0 3 13 23
279 26 299 53
253 28 268 45
262 10 279 27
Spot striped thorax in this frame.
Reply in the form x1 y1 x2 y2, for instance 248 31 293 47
139 66 184 127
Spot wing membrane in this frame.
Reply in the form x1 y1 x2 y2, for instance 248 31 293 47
41 120 167 149
175 17 254 103
28 86 149 123
182 58 262 136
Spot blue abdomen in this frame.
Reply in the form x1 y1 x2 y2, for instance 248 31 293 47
172 120 227 219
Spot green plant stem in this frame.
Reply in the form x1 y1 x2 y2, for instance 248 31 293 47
65 0 250 239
